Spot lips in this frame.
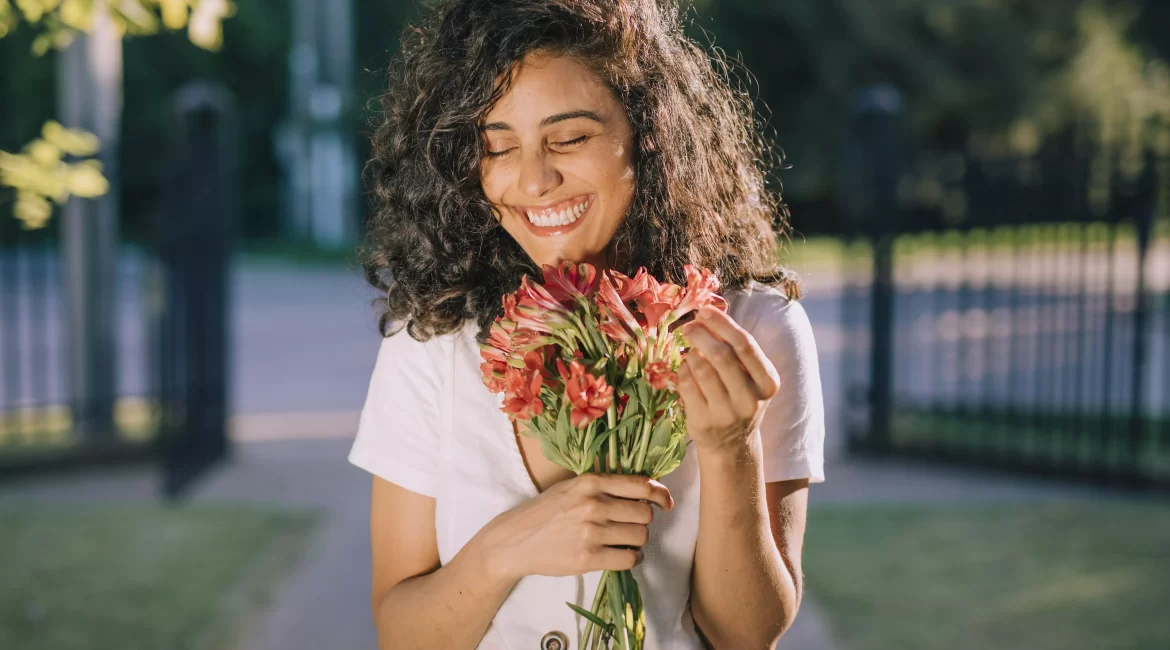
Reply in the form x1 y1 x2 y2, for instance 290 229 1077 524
513 195 594 236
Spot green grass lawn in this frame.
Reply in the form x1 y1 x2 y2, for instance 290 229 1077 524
0 504 317 650
804 502 1170 650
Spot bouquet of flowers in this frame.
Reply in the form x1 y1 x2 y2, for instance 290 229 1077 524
479 261 726 650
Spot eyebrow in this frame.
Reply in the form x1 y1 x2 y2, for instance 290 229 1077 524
480 110 606 132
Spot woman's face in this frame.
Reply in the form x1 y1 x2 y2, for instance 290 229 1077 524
479 51 636 270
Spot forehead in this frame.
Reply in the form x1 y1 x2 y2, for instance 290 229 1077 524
484 53 615 122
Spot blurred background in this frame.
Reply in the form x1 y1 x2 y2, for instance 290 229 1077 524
0 1 1167 649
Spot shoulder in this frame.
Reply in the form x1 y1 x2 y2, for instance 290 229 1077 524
726 281 816 356
371 324 469 384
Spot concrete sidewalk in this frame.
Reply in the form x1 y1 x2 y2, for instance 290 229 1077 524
195 438 841 650
0 435 840 650
7 435 1138 650
209 443 1126 650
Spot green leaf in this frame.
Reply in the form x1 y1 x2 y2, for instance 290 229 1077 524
648 414 674 449
588 423 613 459
567 602 613 631
555 402 572 448
607 572 628 650
541 433 575 471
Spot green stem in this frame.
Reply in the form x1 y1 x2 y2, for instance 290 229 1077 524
583 572 607 649
606 404 618 473
632 397 656 473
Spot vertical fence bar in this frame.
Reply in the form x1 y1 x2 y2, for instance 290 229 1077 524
158 83 236 498
1125 148 1157 482
838 85 907 452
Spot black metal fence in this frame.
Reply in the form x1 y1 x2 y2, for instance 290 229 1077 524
841 86 1170 486
0 83 235 497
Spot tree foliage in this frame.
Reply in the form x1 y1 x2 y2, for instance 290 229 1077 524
0 0 234 228
686 0 1168 213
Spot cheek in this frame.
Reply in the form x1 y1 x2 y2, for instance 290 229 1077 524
577 141 635 196
479 166 513 221
480 165 505 202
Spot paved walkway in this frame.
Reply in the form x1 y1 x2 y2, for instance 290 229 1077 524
8 431 1141 650
203 438 844 650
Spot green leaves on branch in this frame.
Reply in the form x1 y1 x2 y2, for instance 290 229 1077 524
0 1 237 225
0 120 108 229
0 0 236 54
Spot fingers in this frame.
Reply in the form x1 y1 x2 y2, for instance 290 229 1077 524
592 546 643 572
582 473 674 511
595 494 655 524
592 521 651 548
681 324 759 414
676 360 708 413
680 342 735 412
691 307 781 398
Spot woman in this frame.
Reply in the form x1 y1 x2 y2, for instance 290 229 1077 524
349 1 825 648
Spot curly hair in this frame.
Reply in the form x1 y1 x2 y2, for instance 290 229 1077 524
362 0 800 342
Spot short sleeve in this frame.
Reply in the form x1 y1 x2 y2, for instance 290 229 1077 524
732 287 826 484
348 330 444 497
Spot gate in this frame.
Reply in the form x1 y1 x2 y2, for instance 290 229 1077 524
0 83 235 497
840 85 1170 486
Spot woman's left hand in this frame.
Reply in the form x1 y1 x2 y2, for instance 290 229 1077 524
677 306 781 454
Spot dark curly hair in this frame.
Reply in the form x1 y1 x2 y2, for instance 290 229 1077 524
362 0 800 342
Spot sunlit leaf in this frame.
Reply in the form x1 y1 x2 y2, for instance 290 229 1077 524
27 139 61 166
68 161 109 197
44 120 100 156
58 0 91 31
157 0 187 30
14 193 52 230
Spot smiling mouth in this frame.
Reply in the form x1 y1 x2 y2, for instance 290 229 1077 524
518 195 593 228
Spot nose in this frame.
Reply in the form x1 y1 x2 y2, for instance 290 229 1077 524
517 148 561 198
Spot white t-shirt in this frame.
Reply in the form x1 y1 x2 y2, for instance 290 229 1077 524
349 281 826 650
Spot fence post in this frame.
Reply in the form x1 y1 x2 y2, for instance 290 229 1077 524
155 83 237 498
840 85 907 452
1125 147 1158 482
56 9 122 445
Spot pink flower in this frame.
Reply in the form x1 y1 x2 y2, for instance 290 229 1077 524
480 315 520 392
501 366 544 421
518 275 569 313
672 265 727 320
595 273 643 341
558 360 614 428
513 276 576 333
610 268 654 302
644 360 678 391
542 261 599 305
480 361 508 392
634 279 683 333
480 318 514 361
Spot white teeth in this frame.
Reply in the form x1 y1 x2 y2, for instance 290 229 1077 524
526 198 590 227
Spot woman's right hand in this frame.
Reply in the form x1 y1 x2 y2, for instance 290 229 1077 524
481 473 675 580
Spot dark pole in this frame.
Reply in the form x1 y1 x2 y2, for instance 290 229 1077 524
841 85 907 451
158 83 237 498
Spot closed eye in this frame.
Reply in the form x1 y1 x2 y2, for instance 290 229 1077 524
556 135 589 148
484 135 590 159
484 148 513 159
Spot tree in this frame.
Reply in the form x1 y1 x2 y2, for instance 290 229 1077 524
0 0 234 229
686 0 1169 232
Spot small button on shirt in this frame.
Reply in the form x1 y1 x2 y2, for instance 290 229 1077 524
349 281 826 649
